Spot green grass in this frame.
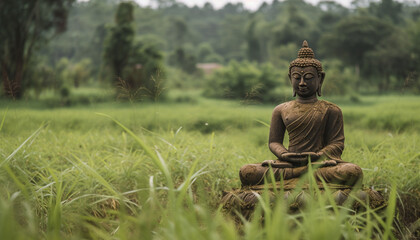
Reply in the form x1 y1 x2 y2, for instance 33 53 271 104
0 95 419 239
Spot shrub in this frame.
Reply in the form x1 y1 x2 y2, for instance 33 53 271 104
203 61 282 103
322 59 354 96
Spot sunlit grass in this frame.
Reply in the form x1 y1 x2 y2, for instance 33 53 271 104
0 95 419 238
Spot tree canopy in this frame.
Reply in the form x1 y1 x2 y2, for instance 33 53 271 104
0 0 74 99
2 0 420 99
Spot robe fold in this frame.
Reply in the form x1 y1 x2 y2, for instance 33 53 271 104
269 100 345 161
240 99 362 187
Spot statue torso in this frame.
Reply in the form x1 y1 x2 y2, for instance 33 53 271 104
279 100 338 153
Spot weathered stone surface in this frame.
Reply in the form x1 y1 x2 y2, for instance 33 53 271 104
225 41 384 222
221 185 386 220
239 41 363 188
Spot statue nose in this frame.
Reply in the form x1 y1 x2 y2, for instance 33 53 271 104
299 77 306 86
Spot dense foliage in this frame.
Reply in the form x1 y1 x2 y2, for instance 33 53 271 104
203 61 279 102
1 0 420 100
0 0 75 99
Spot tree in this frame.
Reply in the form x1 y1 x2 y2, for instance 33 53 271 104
103 2 135 80
197 43 214 62
317 1 349 32
271 4 310 46
0 0 74 99
103 2 166 99
122 40 165 101
409 19 420 74
203 61 278 102
369 0 402 24
203 2 214 11
217 15 247 60
350 0 372 9
320 16 393 89
365 30 413 92
88 24 108 77
197 42 224 63
167 17 188 49
71 58 92 88
246 18 262 62
153 0 176 9
169 47 197 73
220 2 246 15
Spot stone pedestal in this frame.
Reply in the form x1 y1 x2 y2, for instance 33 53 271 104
221 181 386 220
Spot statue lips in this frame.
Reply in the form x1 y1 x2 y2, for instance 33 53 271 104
297 87 310 96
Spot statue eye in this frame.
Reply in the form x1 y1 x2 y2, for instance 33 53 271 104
292 74 301 79
304 74 314 79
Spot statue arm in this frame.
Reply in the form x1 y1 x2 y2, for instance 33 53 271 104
268 106 288 159
319 106 345 161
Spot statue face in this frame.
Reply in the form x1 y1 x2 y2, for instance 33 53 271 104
289 66 324 99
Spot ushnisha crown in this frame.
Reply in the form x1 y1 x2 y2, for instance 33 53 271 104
289 40 323 73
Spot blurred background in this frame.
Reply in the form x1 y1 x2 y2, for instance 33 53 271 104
1 2 420 238
1 0 420 106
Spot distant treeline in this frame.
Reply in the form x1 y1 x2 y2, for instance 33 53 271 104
1 0 420 101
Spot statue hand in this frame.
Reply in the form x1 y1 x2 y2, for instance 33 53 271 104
262 160 293 168
322 160 337 166
301 152 320 160
280 152 297 161
262 160 276 166
316 151 327 161
281 153 307 164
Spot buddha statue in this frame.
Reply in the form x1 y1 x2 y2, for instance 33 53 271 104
222 41 384 219
239 40 363 188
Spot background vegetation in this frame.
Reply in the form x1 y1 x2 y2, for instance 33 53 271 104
0 0 419 239
1 0 420 101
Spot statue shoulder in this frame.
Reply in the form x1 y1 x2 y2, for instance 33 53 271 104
319 100 342 115
273 100 295 113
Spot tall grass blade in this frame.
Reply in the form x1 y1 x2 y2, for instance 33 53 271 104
267 166 278 195
383 182 397 240
176 159 204 206
255 119 270 128
1 123 47 168
69 154 119 196
47 170 63 238
0 107 7 132
2 164 28 198
209 131 215 155
96 112 175 199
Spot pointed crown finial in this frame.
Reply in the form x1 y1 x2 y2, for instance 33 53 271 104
297 40 315 59
289 40 323 73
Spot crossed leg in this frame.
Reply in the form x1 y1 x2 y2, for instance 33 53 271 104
239 162 363 187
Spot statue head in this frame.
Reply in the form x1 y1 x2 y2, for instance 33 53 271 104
288 40 325 99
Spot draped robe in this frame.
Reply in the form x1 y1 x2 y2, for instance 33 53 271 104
269 99 344 162
239 99 362 186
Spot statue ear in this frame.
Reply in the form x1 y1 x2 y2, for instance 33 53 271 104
289 72 296 97
317 72 325 97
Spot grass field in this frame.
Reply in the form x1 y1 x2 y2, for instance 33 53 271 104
0 95 419 239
